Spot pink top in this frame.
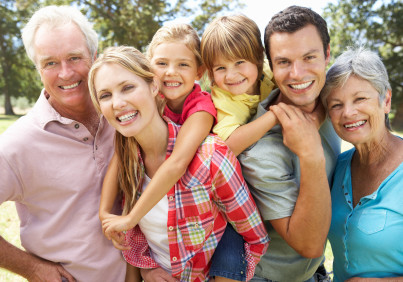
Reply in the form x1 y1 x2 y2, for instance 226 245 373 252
163 83 217 125
0 91 126 282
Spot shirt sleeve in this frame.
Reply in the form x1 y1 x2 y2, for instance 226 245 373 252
182 90 217 124
209 143 269 276
238 130 299 221
123 226 160 269
0 144 24 204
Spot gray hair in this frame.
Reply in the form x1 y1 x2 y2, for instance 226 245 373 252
321 46 392 129
22 5 98 65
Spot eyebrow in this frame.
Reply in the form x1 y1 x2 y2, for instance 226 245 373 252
98 80 128 94
273 48 321 62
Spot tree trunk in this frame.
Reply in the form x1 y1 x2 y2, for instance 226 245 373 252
392 100 403 132
4 89 15 115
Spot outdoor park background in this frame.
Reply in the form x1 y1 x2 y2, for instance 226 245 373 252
0 0 402 280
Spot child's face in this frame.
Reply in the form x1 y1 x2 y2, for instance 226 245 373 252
150 42 202 112
212 57 259 96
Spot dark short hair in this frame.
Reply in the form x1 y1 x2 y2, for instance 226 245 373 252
264 5 330 67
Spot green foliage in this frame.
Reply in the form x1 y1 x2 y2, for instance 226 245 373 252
0 0 243 115
323 0 403 129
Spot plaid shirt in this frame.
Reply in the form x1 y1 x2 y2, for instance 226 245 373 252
123 119 269 281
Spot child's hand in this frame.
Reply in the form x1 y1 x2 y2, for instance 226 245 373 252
102 215 135 238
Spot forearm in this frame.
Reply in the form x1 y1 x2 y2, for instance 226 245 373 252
0 236 38 279
283 153 331 257
100 153 120 220
127 157 188 226
225 111 277 156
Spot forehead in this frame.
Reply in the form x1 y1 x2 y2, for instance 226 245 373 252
269 24 324 59
152 42 195 60
34 23 90 63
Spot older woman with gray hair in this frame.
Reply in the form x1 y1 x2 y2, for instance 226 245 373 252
321 47 403 281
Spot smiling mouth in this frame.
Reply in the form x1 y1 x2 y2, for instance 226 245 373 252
60 81 80 90
117 111 138 122
164 82 181 87
289 81 313 90
344 120 366 128
227 78 246 86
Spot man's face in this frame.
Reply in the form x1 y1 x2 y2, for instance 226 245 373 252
34 22 93 115
269 24 330 113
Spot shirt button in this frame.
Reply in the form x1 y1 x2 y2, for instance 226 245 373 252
75 124 79 129
169 196 174 201
95 145 98 150
83 137 88 141
194 223 199 227
172 257 177 261
168 226 174 231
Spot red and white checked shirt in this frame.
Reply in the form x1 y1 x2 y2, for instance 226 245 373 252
123 119 269 281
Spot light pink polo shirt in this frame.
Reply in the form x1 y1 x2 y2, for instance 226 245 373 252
0 91 126 282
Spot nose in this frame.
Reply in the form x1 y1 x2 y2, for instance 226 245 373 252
225 68 237 80
289 60 304 80
58 61 74 80
166 64 177 76
342 103 357 118
112 93 127 109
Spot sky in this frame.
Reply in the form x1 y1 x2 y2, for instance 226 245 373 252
241 0 337 35
167 0 338 34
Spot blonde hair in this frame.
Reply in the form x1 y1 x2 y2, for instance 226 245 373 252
88 46 165 214
146 23 203 67
201 14 265 83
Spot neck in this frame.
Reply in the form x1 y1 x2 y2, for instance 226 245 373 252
354 130 397 166
137 115 169 176
49 97 100 136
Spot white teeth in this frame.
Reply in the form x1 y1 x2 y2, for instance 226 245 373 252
165 82 181 87
61 82 80 89
118 112 138 122
290 81 313 90
344 120 366 128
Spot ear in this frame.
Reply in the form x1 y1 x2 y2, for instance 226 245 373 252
151 76 160 97
93 50 97 62
196 65 206 81
325 44 331 66
383 89 392 114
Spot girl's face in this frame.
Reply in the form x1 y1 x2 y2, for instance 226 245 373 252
212 57 259 96
150 42 203 112
327 75 391 146
94 63 159 138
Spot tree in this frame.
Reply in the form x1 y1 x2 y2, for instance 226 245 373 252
0 0 243 114
323 0 403 130
0 1 41 115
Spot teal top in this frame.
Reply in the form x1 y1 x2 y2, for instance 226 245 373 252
328 148 403 281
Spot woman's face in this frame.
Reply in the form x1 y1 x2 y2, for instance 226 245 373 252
326 75 391 145
94 63 158 137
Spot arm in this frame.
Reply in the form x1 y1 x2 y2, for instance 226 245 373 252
103 112 214 237
99 152 120 222
0 236 75 282
225 110 277 156
269 103 331 258
125 263 141 282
